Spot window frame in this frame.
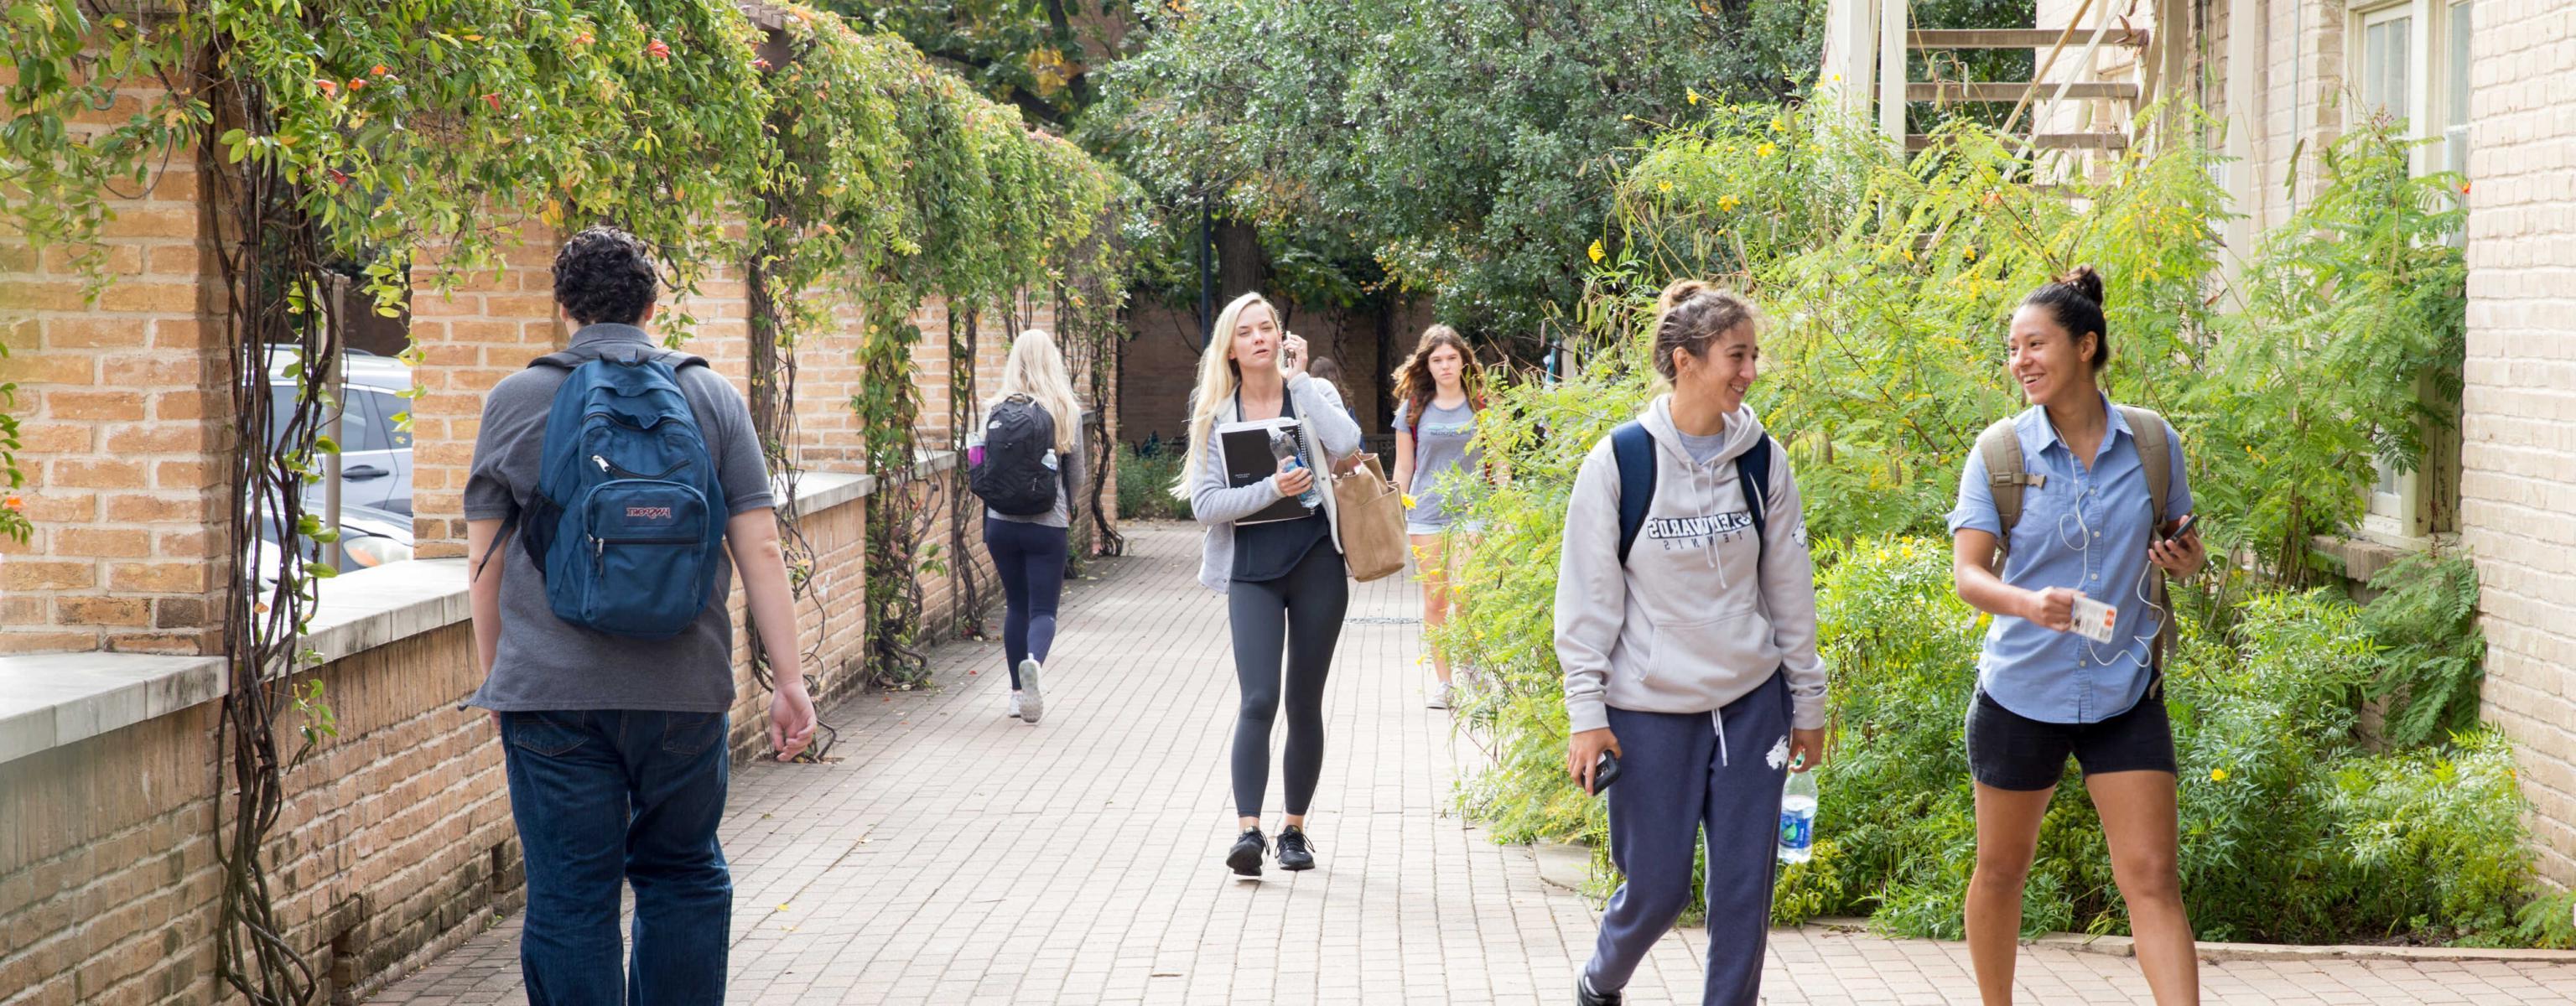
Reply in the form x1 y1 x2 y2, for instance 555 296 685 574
2348 0 2472 547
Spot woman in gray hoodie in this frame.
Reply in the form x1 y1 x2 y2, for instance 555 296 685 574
1555 280 1829 1006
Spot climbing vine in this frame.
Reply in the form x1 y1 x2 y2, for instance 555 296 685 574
3 0 1125 998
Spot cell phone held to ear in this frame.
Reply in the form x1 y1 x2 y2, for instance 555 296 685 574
1590 749 1623 795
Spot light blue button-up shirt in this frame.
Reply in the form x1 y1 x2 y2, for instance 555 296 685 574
1947 397 2192 724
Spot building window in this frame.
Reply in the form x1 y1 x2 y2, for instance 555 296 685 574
2350 0 2472 545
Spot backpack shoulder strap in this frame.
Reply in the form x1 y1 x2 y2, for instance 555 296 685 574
1734 435 1774 567
2118 405 2179 670
1976 417 2039 557
1611 421 1657 565
2117 405 2171 530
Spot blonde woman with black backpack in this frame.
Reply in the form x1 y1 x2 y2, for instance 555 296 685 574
969 330 1088 725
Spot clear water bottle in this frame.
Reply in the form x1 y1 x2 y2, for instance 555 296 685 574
1274 432 1322 509
1778 767 1818 864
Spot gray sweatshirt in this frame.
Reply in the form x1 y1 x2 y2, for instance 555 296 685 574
1554 396 1828 734
1189 372 1365 592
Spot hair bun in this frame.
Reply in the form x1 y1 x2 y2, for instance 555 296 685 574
2057 265 2105 307
1657 277 1714 312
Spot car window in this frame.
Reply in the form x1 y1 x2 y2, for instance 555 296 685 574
266 381 384 453
366 390 413 449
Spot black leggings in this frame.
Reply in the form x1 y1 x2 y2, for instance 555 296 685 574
984 518 1068 690
1227 543 1349 818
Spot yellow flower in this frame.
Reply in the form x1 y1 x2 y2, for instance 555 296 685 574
1657 180 1673 193
1769 117 1788 133
2210 768 2230 782
1717 194 1739 212
1587 239 1605 264
1687 87 1701 106
1757 142 1777 158
1901 248 1915 262
1401 493 1419 510
1964 246 1977 262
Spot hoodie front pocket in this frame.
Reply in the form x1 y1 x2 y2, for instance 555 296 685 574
1636 609 1760 691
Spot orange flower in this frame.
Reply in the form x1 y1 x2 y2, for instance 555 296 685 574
482 93 502 111
348 78 366 91
371 64 388 75
646 39 672 60
3 495 22 511
315 78 339 96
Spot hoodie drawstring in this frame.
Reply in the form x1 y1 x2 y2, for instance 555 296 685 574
1712 708 1730 767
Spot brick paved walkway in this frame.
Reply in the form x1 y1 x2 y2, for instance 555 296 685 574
370 523 2576 1005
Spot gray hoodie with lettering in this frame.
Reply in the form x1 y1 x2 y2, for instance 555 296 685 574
1555 395 1828 734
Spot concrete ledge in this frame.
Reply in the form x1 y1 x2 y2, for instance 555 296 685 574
0 454 941 765
0 653 228 767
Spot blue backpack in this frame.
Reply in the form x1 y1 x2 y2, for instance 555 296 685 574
1610 420 1773 567
490 347 730 639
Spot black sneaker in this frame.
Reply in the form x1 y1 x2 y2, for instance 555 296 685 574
1225 827 1266 877
1276 826 1317 871
1575 972 1621 1006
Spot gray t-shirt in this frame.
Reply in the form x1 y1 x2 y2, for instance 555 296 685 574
1679 428 1732 465
462 324 776 713
1398 397 1482 527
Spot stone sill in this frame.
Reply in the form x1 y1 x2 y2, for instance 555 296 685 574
0 452 953 768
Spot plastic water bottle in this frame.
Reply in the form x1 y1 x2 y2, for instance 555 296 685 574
1275 433 1322 509
1778 768 1818 864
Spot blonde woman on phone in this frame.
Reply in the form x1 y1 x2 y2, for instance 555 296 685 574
1173 292 1363 877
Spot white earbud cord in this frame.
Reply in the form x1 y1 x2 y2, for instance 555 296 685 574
2054 490 2171 669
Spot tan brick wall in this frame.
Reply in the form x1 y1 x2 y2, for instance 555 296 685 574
1120 298 1432 449
0 109 231 657
0 703 221 1006
2456 0 2576 890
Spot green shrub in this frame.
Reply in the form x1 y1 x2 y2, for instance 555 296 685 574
2357 551 2486 748
1115 443 1193 521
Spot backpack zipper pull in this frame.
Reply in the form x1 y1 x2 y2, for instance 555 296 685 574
593 454 610 474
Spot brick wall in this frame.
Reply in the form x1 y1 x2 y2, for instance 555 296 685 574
0 105 231 657
1119 298 1433 449
2456 0 2576 890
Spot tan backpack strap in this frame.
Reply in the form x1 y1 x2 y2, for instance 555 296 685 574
1976 418 2038 561
2119 406 2171 530
2118 404 2179 669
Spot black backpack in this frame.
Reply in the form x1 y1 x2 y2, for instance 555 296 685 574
970 395 1062 516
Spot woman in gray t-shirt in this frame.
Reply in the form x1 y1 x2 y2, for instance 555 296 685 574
1389 324 1489 710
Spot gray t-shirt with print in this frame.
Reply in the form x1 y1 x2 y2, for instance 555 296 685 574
461 324 776 713
1398 397 1482 527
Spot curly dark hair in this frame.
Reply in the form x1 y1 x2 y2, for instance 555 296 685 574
551 226 660 325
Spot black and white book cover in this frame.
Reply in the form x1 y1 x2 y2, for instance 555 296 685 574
1215 416 1316 525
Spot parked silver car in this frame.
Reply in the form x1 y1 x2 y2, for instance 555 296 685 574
265 348 414 516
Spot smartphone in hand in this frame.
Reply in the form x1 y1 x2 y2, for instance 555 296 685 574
2163 513 2199 542
1590 749 1623 795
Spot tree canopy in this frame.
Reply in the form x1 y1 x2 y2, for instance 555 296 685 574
1092 0 1821 345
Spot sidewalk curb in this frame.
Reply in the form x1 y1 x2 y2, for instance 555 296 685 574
1806 917 2576 965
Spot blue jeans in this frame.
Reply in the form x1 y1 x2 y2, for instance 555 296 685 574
500 710 731 1006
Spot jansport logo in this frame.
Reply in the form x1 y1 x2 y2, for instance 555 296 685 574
626 506 674 521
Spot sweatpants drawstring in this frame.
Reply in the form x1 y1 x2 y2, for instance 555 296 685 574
1712 708 1729 767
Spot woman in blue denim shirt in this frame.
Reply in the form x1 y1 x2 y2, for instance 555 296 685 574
1948 267 2208 1006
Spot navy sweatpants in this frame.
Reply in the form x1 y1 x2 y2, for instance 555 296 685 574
1586 672 1793 1006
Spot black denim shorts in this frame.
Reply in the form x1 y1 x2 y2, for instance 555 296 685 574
1966 677 2178 791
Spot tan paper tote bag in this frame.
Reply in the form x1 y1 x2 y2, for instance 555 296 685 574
1332 454 1409 582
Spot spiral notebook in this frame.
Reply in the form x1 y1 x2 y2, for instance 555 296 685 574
1215 416 1316 525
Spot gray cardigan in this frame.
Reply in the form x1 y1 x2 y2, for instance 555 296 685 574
1191 372 1365 591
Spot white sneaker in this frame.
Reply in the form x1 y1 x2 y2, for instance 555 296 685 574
1426 682 1450 710
1008 690 1024 718
1018 659 1044 723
